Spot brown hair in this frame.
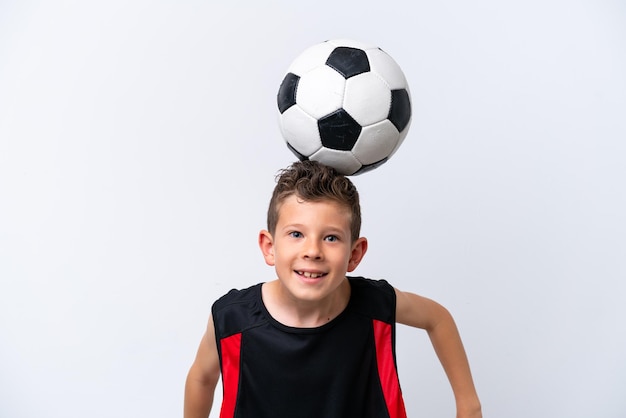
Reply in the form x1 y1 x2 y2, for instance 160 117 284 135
267 160 361 241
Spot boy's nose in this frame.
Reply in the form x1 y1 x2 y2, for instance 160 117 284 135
303 239 323 259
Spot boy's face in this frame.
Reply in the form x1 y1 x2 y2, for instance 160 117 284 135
259 194 367 304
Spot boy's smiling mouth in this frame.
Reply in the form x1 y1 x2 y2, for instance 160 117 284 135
296 271 327 279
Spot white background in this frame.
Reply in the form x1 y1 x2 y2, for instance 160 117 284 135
1 1 625 417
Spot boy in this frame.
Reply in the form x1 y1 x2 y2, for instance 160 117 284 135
184 160 482 418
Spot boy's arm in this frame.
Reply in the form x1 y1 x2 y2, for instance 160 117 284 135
184 315 221 418
395 289 482 418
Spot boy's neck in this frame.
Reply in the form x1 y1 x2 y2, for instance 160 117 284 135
261 279 351 328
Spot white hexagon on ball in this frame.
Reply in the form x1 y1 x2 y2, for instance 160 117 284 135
343 72 391 127
352 120 400 165
296 66 346 120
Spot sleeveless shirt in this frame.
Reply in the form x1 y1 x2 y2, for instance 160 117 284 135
211 276 407 418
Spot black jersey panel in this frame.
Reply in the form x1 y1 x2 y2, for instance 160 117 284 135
212 277 403 418
235 312 389 418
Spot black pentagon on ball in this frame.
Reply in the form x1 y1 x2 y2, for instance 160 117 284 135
277 73 300 114
389 89 411 132
325 47 370 79
318 109 362 151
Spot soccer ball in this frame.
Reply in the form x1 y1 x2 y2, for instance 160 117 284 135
277 39 412 175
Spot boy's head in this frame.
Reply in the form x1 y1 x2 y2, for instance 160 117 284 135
267 160 362 242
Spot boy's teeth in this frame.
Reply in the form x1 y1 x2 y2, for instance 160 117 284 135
301 271 323 278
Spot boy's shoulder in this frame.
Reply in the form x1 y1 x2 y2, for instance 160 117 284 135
347 276 396 323
348 276 394 293
211 282 266 338
212 282 262 313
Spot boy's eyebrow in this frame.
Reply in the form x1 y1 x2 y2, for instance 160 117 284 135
277 222 305 233
279 222 304 229
280 223 348 235
323 225 348 234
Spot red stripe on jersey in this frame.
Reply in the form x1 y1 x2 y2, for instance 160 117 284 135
373 319 407 418
219 333 242 418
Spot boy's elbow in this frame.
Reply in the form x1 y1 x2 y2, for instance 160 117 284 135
423 300 455 333
457 398 482 418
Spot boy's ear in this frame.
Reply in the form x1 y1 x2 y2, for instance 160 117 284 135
347 237 368 272
258 230 275 266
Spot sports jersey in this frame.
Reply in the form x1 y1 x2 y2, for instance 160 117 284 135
212 276 407 418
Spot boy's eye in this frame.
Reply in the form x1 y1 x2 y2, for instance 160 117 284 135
325 235 338 242
289 231 303 238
